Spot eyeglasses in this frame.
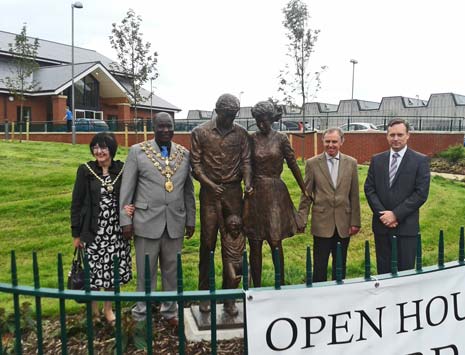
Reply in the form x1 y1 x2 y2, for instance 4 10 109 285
92 145 109 152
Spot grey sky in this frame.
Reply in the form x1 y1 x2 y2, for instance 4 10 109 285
2 0 464 116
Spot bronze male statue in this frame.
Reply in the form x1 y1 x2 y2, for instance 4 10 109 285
190 93 252 316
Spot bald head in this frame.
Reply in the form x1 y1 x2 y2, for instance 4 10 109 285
153 112 174 128
153 112 174 144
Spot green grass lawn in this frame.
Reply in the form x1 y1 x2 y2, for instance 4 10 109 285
1 140 464 315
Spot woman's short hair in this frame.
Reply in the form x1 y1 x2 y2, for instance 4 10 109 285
251 100 283 123
89 132 118 158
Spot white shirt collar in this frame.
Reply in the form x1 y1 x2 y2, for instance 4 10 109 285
390 146 407 159
325 152 340 160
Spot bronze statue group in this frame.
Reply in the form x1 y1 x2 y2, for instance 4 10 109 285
71 93 430 327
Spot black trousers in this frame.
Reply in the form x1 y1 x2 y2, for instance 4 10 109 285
313 232 350 282
66 120 72 132
374 234 417 275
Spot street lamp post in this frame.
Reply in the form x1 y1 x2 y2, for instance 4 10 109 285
349 59 358 124
150 78 153 121
350 59 358 100
71 1 83 145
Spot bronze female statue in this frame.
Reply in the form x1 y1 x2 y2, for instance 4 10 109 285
244 100 307 287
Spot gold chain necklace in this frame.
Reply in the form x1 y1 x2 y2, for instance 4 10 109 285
84 162 124 193
140 141 185 192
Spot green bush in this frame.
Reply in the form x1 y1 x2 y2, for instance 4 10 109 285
437 145 465 163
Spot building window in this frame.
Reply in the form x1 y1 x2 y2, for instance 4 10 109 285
16 106 31 122
65 74 100 110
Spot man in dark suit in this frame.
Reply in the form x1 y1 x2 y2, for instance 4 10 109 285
364 118 430 274
299 127 361 282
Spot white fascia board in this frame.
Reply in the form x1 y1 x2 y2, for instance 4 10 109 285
52 63 127 96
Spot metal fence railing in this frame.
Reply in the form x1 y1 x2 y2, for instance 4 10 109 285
1 227 464 354
1 115 465 136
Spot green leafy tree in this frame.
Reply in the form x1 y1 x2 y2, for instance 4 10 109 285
109 9 158 122
1 24 40 142
278 0 326 131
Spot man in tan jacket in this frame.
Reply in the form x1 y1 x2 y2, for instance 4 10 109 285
298 127 361 282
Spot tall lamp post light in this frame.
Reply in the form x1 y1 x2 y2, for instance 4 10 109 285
150 78 154 122
71 1 83 145
349 59 358 123
350 59 358 100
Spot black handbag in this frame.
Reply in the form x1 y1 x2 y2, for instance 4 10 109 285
67 248 85 291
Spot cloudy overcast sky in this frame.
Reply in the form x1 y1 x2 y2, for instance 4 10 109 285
2 0 464 116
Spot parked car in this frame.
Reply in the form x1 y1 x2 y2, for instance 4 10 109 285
272 121 301 132
75 118 109 132
339 122 379 132
245 120 314 132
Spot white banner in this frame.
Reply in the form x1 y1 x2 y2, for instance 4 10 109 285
246 265 465 354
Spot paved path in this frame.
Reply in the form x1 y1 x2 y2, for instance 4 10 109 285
431 171 465 181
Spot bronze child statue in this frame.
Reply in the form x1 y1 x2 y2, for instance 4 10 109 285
220 214 246 316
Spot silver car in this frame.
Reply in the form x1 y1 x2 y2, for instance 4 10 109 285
339 122 379 132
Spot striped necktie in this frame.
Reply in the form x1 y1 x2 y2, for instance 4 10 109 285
389 152 400 187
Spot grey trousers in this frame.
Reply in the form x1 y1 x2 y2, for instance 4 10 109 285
132 230 183 321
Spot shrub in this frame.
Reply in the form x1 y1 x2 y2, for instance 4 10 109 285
437 145 465 163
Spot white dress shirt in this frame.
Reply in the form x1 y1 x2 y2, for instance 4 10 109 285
389 145 407 177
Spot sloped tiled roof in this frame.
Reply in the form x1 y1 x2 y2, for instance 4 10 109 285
186 110 212 120
358 100 380 110
33 62 95 92
0 30 180 111
0 30 114 66
453 94 465 105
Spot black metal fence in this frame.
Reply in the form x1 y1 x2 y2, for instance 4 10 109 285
1 115 465 135
1 227 464 354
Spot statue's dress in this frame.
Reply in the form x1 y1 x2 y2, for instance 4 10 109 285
244 130 301 241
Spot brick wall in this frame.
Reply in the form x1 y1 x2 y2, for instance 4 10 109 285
290 131 463 162
0 94 50 122
0 94 177 124
0 131 192 148
1 131 462 162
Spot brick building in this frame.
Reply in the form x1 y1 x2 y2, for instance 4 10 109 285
0 30 179 130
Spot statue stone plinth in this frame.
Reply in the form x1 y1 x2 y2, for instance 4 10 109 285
190 303 244 331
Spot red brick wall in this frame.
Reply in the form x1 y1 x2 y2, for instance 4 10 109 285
290 131 463 163
1 131 462 162
0 94 50 122
0 131 191 148
0 94 177 124
51 96 67 123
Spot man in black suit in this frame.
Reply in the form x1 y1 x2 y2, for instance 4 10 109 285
364 118 430 274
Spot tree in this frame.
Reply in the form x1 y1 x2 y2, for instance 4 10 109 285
1 24 40 142
109 9 158 123
278 0 326 132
